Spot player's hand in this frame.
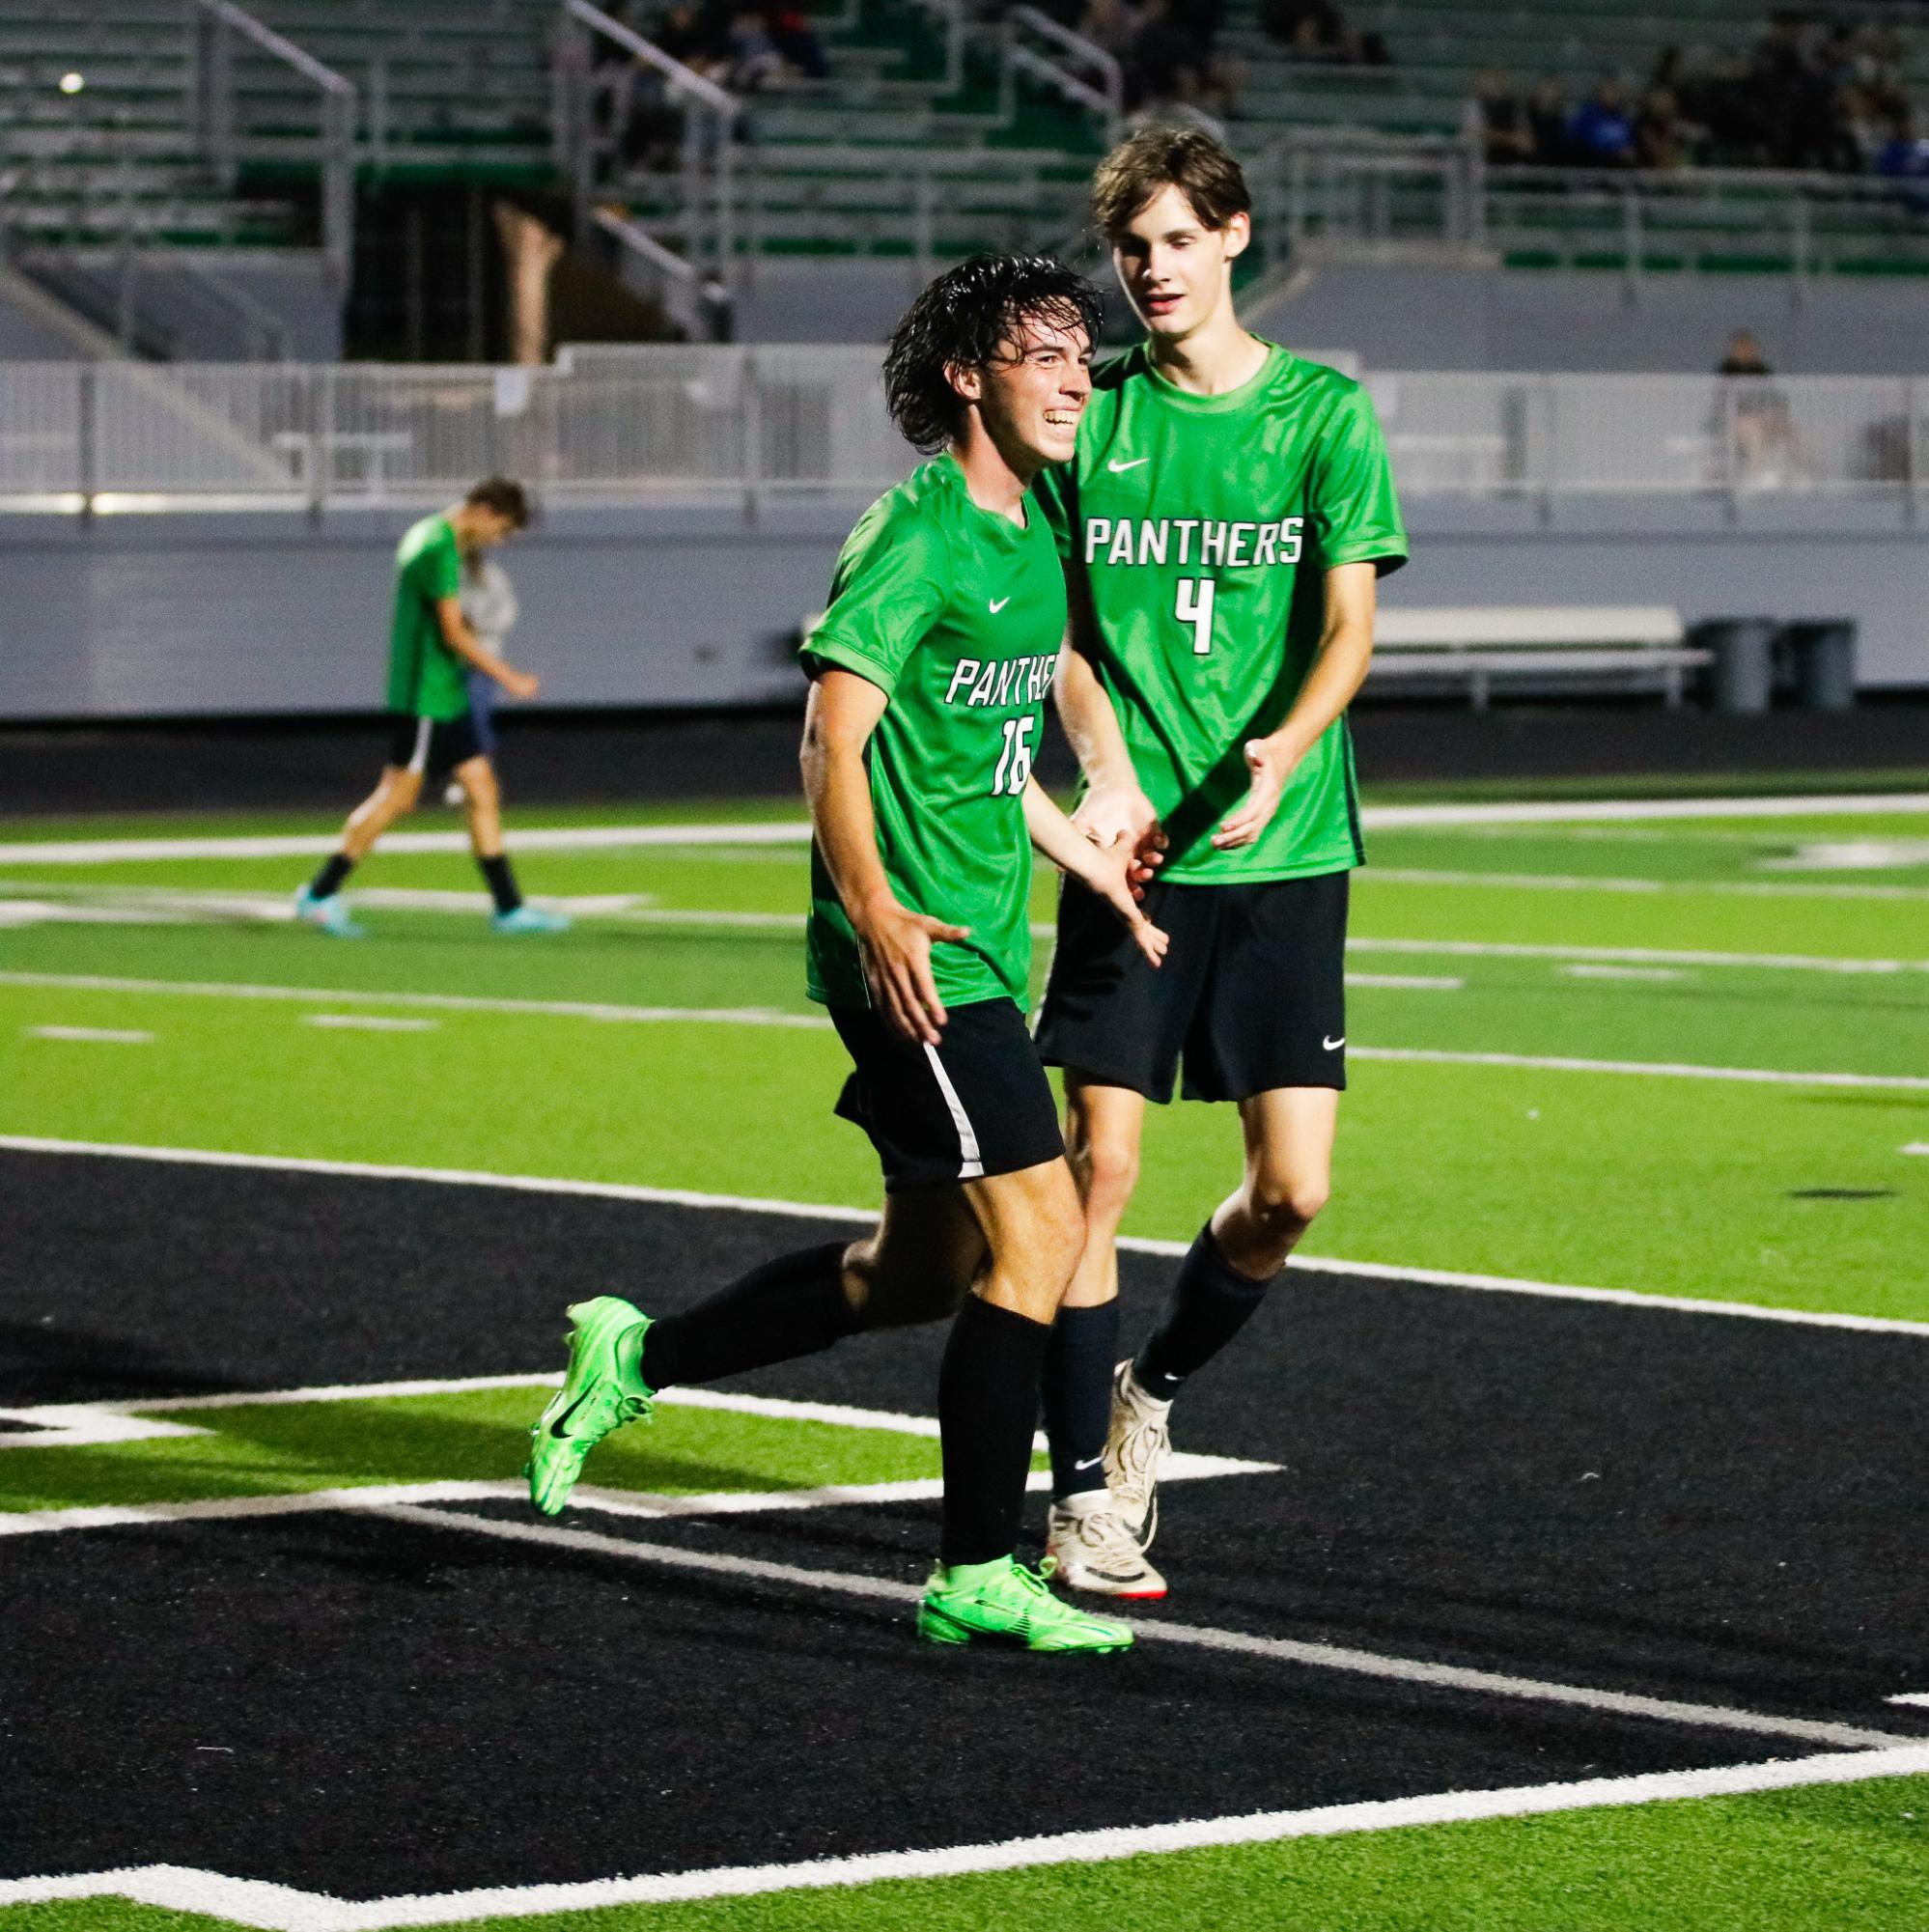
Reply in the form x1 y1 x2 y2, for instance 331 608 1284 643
1072 781 1162 852
500 668 540 703
1213 737 1296 851
1078 836 1168 970
854 893 970 1047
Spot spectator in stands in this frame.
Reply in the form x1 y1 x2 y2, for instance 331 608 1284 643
1258 0 1388 68
1077 0 1139 70
1716 330 1798 488
1127 0 1237 117
1474 70 1535 167
727 7 786 90
1875 109 1929 213
765 5 827 82
1525 76 1572 166
1635 87 1691 170
1567 77 1637 168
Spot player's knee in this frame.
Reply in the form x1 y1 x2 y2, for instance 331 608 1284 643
1074 1134 1140 1217
1248 1167 1328 1233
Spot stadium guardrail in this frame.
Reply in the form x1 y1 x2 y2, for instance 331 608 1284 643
0 353 1921 517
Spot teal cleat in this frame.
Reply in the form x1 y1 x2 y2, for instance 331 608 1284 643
293 887 364 938
492 904 572 936
525 1296 655 1515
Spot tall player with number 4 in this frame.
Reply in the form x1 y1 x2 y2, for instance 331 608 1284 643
1030 128 1408 1595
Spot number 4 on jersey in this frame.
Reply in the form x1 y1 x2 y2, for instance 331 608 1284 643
1176 576 1216 656
993 714 1034 796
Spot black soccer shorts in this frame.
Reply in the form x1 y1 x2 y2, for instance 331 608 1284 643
830 996 1065 1192
386 712 486 783
1034 869 1350 1104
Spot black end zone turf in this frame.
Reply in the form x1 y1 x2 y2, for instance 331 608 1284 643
4 1147 1927 1898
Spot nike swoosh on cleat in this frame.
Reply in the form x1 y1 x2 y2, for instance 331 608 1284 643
548 1389 595 1439
1107 457 1150 472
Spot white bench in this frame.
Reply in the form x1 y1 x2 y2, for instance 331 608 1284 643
1368 606 1706 710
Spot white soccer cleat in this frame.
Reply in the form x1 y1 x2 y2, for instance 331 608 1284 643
1104 1359 1173 1550
1045 1493 1166 1600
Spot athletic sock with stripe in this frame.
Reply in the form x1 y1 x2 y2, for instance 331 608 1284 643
1132 1223 1276 1398
1042 1300 1120 1502
937 1295 1053 1566
637 1242 856 1389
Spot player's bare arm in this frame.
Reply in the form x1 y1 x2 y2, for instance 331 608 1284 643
1021 775 1167 968
433 597 538 701
1213 560 1378 851
800 666 968 1046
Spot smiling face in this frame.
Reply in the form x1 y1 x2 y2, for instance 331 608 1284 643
1109 182 1248 347
949 311 1094 474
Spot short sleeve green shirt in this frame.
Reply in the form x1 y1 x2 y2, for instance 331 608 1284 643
384 514 468 721
801 453 1068 1011
1035 343 1407 883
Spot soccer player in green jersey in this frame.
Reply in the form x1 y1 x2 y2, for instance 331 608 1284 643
1030 128 1409 1592
523 256 1169 1651
294 475 568 938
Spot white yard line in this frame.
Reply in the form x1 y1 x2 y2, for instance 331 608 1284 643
1560 964 1691 984
1369 867 1929 904
1904 1143 1929 1158
21 1024 154 1044
4 794 1926 869
3 1134 1925 1338
4 971 1922 1085
1887 1694 1929 1708
302 1015 440 1033
1348 937 1929 975
1341 971 1464 992
8 1744 1926 1929
379 1505 1912 1752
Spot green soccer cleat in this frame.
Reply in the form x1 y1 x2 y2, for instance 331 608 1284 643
917 1556 1134 1653
525 1296 655 1515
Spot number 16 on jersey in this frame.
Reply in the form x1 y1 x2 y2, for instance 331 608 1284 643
1176 576 1216 656
993 714 1035 796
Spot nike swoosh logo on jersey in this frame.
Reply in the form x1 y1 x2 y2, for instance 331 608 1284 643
1107 456 1150 472
989 596 1010 612
1324 1035 1346 1051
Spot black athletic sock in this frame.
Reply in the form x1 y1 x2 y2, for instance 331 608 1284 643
477 853 522 915
1042 1300 1120 1502
638 1242 855 1390
308 854 354 901
937 1296 1053 1567
1132 1224 1276 1398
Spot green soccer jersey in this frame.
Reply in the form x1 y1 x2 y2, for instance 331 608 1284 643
384 514 468 721
1036 341 1407 883
800 452 1068 1011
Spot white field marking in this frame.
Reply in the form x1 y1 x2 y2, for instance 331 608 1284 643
5 1748 1929 1930
1761 840 1929 872
22 1024 154 1044
0 971 833 1030
1369 867 1929 904
0 1461 1265 1539
1348 937 1929 976
1349 1046 1929 1093
1343 971 1464 991
4 793 1924 870
0 900 190 927
6 1133 1928 1339
1887 1694 1929 1708
1905 1143 1929 1158
1560 964 1691 984
301 1014 440 1033
384 1503 1915 1752
6 972 1923 1088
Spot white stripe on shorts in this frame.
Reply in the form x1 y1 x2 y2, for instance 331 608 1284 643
922 1041 985 1181
406 716 433 775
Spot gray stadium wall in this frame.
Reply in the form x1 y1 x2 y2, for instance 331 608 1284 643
2 495 1924 720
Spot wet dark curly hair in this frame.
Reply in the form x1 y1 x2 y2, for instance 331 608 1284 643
881 255 1105 456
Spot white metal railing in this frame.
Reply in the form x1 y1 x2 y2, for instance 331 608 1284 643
556 0 741 290
189 0 357 284
0 358 1922 516
1001 9 1123 145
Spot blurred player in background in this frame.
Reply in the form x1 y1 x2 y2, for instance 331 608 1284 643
294 476 570 938
443 542 519 808
524 255 1168 1653
1032 127 1408 1593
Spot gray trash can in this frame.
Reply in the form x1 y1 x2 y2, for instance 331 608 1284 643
1693 618 1777 714
1783 620 1858 713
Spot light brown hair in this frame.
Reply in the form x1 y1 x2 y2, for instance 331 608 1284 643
1091 126 1251 238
